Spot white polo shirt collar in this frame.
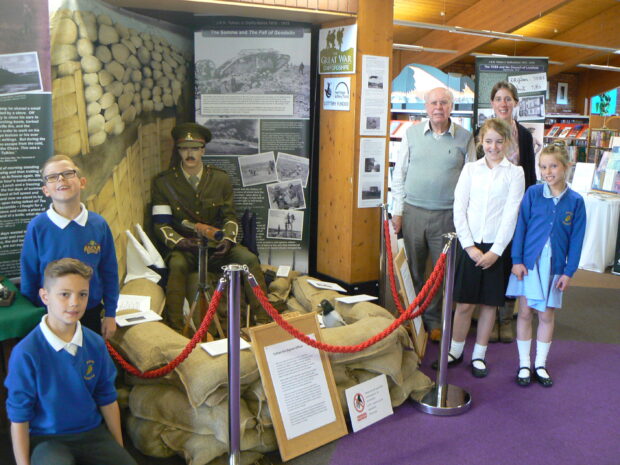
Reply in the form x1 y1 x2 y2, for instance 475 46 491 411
39 315 83 356
46 203 88 229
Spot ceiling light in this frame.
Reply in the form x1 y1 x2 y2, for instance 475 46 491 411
393 43 457 54
577 64 620 72
393 20 620 53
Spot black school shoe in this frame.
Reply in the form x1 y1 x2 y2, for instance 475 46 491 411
431 353 463 370
516 367 531 386
471 359 488 378
534 366 553 387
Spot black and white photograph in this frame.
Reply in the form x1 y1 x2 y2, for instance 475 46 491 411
267 209 303 240
0 51 42 95
200 118 259 155
518 94 545 120
195 29 311 119
266 179 306 210
360 182 382 200
363 156 382 173
367 74 383 89
238 151 278 187
366 116 380 130
276 152 309 187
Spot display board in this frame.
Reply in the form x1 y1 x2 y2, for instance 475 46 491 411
249 313 347 461
474 56 548 132
0 0 52 277
194 18 312 273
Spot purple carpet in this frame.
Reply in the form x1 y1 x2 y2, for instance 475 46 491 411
330 338 620 465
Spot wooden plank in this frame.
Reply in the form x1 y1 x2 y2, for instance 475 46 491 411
51 76 76 97
71 69 89 155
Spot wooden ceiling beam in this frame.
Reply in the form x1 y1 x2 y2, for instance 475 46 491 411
526 4 620 76
393 0 571 72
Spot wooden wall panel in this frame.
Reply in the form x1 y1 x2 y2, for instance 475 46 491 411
316 0 393 284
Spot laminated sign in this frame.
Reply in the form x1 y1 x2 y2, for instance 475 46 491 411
318 24 357 74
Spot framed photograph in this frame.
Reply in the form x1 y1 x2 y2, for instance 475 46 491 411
266 209 304 240
557 82 568 105
238 151 278 187
0 51 43 95
266 180 306 210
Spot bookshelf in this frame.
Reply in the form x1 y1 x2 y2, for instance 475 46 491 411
586 115 620 165
544 114 589 164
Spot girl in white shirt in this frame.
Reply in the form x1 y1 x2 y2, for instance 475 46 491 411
442 118 525 378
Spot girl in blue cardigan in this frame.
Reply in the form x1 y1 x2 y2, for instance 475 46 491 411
506 141 586 388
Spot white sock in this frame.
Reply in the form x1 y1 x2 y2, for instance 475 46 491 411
517 339 532 369
472 343 487 361
535 340 552 377
472 344 487 369
450 339 465 359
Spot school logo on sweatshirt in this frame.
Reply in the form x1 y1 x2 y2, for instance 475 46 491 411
84 240 101 254
562 211 573 226
84 360 95 380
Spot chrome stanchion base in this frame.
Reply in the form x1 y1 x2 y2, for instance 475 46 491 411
412 384 472 416
229 451 240 465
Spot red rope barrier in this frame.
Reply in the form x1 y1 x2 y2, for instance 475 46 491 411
106 289 223 378
250 253 445 353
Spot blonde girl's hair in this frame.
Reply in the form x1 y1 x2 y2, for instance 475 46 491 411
540 140 570 170
476 117 512 155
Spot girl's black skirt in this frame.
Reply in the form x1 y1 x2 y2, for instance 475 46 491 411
453 241 512 307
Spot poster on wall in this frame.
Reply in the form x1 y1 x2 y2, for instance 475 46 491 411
318 24 356 75
358 137 385 208
0 0 52 277
360 55 389 136
195 18 312 272
474 56 548 131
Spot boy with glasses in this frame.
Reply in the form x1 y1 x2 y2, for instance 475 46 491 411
20 155 119 339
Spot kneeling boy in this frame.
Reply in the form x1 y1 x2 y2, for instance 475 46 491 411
5 258 136 465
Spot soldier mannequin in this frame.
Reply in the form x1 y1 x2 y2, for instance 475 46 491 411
152 122 269 332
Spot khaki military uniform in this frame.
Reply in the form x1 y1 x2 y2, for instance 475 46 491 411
152 164 268 331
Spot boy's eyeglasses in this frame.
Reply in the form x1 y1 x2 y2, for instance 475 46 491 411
43 170 78 183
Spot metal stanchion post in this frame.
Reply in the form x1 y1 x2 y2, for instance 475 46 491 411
379 204 388 307
224 264 243 465
412 233 472 416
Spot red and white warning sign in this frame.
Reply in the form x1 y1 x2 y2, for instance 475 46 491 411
345 374 393 432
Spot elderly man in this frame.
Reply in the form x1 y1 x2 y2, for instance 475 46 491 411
151 122 268 332
392 87 474 343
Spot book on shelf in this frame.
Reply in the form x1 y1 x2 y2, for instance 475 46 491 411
589 129 613 148
546 124 562 137
568 124 584 138
558 126 572 138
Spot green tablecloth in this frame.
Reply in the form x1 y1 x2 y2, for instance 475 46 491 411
0 279 45 341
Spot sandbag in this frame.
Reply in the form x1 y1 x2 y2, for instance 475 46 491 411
292 276 342 312
125 415 175 458
120 278 165 315
129 384 256 440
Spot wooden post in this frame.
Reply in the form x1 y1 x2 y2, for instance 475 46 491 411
316 0 393 286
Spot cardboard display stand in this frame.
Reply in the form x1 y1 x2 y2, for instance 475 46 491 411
249 313 347 461
393 248 427 358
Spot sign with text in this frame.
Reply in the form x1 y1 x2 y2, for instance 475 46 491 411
323 77 350 111
345 374 393 432
250 313 347 461
318 24 357 74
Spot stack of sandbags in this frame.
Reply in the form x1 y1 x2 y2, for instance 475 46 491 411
110 321 277 465
291 276 433 404
111 273 431 464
